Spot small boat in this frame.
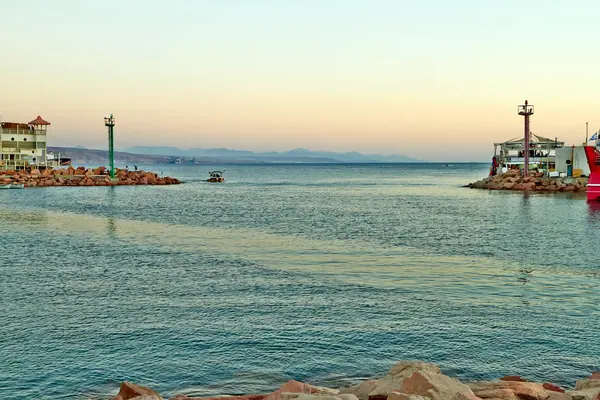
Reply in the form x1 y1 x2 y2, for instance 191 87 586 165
207 171 225 183
0 184 11 189
10 183 24 189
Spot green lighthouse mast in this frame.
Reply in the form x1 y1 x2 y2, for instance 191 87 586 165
104 114 115 178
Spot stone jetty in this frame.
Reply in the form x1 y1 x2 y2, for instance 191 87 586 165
467 170 587 192
108 360 600 400
0 166 181 188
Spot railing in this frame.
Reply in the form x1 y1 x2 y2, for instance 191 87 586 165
0 128 46 135
502 157 553 164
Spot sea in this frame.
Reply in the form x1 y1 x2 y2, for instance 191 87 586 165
1 163 599 400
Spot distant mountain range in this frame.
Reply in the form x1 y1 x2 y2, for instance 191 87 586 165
121 146 422 163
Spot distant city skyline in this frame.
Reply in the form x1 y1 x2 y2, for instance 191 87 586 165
2 0 600 162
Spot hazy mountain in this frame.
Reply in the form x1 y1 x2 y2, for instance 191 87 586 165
123 146 421 163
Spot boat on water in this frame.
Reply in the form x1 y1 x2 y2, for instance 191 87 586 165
207 171 225 183
0 183 24 189
584 145 600 202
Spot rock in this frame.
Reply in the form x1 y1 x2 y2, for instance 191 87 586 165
263 380 316 400
502 377 528 382
388 392 429 400
281 394 343 400
367 361 442 400
340 380 378 400
503 182 516 189
569 388 600 400
470 381 549 400
542 384 565 393
474 388 518 400
564 185 576 192
169 395 267 400
113 381 162 400
74 169 85 176
576 378 600 391
401 371 479 400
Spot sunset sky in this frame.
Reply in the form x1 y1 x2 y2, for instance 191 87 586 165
2 0 600 161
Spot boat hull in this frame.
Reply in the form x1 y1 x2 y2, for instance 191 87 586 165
584 146 600 201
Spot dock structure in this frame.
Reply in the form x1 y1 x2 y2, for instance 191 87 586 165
0 115 62 171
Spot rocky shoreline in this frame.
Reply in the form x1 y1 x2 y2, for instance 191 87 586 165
467 171 587 192
0 166 181 187
108 361 599 400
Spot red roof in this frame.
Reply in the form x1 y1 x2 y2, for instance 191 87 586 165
28 115 50 125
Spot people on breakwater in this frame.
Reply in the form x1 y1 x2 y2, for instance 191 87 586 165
467 170 587 192
0 166 181 188
107 360 600 400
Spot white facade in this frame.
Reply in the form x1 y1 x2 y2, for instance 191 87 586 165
0 117 54 170
554 146 591 176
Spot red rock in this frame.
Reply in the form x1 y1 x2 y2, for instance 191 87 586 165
4 169 16 175
77 166 85 170
501 377 528 382
591 373 600 380
30 168 41 175
170 395 266 400
74 169 86 176
44 179 54 186
113 381 162 400
564 185 575 192
542 383 564 393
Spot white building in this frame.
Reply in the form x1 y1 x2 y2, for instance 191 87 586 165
493 133 564 174
0 115 59 170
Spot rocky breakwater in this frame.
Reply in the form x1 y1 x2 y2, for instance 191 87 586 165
0 166 181 188
467 171 587 193
108 361 600 400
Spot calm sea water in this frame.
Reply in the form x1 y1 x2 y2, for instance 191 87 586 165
1 163 599 400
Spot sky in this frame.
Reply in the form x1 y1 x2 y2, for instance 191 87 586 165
1 0 600 161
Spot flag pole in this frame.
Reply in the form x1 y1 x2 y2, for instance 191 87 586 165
586 122 588 142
